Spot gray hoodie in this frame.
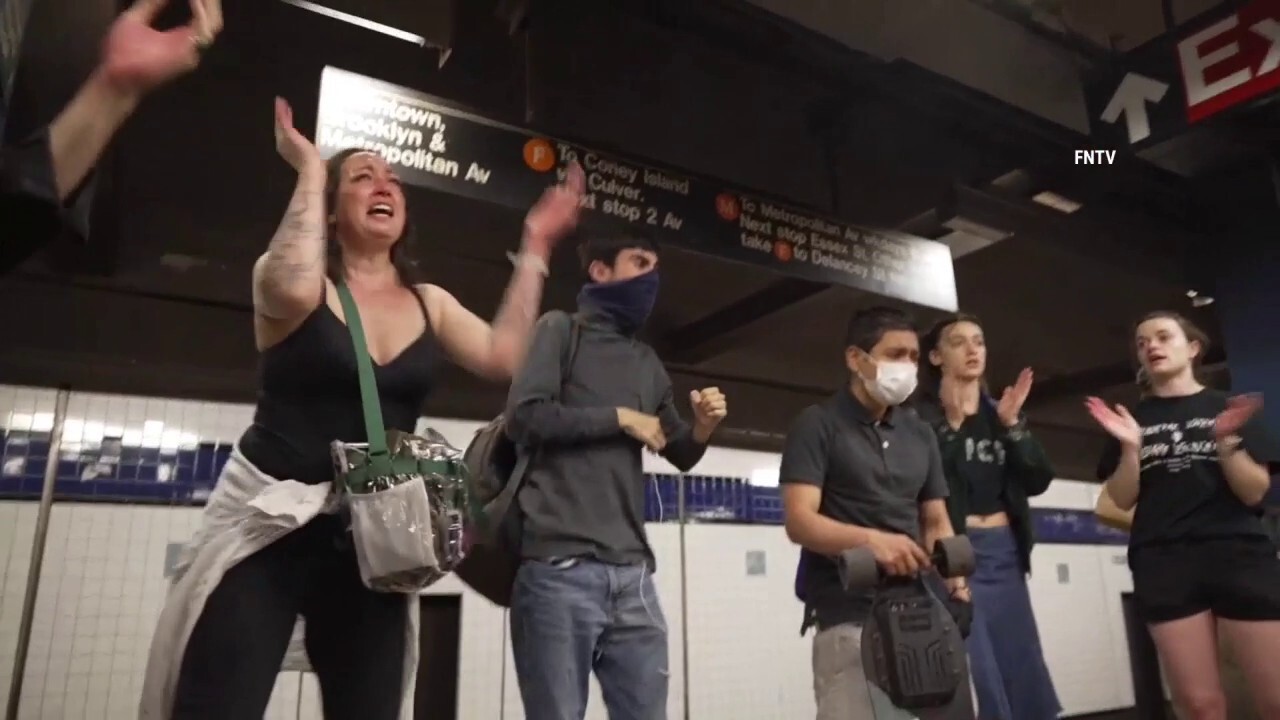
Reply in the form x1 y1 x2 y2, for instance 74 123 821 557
504 305 707 569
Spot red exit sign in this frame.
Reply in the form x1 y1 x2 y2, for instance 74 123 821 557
1179 0 1280 122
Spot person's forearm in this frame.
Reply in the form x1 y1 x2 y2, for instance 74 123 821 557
1095 503 1133 532
504 402 620 446
47 70 140 201
255 168 327 316
1219 444 1272 506
1005 429 1056 496
785 510 877 557
692 421 716 445
1105 445 1141 510
661 425 709 472
485 229 551 378
920 514 955 557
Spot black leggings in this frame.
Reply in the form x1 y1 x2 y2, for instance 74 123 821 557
172 514 408 719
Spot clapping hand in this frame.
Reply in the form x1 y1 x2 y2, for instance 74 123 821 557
523 162 586 254
996 368 1034 428
1215 393 1262 439
1084 396 1141 449
99 0 224 98
273 98 323 174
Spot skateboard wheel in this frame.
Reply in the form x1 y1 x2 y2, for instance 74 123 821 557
935 536 976 578
838 547 880 592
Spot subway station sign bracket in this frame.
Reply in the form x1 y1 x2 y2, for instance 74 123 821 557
315 66 958 312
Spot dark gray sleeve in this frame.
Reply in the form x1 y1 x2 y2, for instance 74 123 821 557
1 130 61 275
1095 437 1120 481
655 364 706 473
918 425 950 501
0 128 95 276
780 406 829 488
503 312 621 446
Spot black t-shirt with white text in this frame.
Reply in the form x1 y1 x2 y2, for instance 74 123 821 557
954 411 1007 515
1095 388 1278 548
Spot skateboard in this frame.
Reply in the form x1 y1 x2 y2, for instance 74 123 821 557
838 536 978 720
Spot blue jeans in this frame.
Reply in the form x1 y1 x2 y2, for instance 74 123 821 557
510 558 669 720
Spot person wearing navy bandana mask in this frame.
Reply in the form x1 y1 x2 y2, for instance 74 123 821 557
576 258 661 335
504 230 727 720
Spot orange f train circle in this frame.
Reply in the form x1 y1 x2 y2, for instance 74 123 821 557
523 138 556 173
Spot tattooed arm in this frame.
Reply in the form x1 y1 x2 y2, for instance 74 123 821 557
421 229 549 381
252 165 327 316
252 98 327 343
251 166 327 324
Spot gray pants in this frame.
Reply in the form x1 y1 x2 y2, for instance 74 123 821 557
813 623 896 720
813 623 976 720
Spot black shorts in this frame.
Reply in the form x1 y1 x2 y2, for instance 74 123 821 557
1130 536 1280 624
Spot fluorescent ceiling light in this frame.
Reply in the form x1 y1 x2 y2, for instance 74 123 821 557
1032 191 1082 214
941 216 1011 243
937 230 997 259
278 0 428 46
1191 295 1215 308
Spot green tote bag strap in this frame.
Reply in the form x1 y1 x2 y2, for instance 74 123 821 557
335 282 394 478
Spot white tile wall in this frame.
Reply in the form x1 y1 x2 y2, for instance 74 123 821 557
0 500 38 713
0 385 62 437
422 575 508 719
683 524 813 720
0 384 61 713
1096 543 1137 709
0 384 1144 719
1030 479 1138 715
15 503 204 720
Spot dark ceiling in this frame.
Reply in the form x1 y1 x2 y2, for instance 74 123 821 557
1 0 1260 481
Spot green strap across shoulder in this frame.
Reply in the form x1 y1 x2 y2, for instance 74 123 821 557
335 282 394 478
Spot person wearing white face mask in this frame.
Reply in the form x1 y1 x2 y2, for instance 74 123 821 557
779 306 965 719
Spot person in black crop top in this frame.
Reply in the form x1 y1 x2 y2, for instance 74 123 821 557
1089 311 1280 719
156 100 587 720
916 313 1061 720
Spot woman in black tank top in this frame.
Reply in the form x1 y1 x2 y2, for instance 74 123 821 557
157 98 586 720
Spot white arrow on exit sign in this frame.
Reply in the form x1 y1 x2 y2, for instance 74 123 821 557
1099 72 1171 144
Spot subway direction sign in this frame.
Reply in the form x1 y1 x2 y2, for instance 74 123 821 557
315 66 957 311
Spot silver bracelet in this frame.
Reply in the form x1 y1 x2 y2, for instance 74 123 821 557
506 251 550 277
1005 418 1029 441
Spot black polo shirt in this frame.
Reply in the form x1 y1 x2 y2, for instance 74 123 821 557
780 388 949 628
